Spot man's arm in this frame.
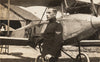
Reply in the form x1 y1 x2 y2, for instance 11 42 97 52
55 23 63 35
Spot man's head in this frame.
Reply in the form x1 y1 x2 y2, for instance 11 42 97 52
46 8 57 20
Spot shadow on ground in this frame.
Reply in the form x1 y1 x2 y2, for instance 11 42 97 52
0 52 35 62
1 58 100 62
0 52 100 62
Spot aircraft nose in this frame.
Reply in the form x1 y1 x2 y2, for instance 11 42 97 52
91 16 100 29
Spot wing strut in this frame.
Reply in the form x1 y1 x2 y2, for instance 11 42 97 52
90 0 98 17
7 0 10 36
39 7 48 24
34 7 48 34
1 0 11 54
61 1 64 18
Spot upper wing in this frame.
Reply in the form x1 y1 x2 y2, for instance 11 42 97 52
77 0 100 5
1 0 62 7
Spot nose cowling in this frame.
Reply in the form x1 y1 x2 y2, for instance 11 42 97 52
91 16 100 29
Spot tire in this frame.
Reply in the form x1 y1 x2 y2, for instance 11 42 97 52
35 55 45 62
76 52 90 62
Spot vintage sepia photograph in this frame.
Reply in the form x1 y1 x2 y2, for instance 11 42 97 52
0 0 100 62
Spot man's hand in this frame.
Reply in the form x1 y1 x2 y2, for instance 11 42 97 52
45 54 52 59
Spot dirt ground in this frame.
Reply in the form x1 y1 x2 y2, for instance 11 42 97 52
0 45 100 62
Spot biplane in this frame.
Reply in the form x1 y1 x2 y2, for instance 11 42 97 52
0 0 100 62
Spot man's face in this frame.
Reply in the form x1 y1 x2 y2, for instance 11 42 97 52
46 8 56 20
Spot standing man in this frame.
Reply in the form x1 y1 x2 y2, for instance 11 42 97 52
41 8 63 62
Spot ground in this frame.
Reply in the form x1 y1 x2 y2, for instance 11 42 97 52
0 45 100 62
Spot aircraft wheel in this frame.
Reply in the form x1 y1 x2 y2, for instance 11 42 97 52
35 55 45 62
76 52 90 62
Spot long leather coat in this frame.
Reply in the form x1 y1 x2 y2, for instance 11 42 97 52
41 18 63 58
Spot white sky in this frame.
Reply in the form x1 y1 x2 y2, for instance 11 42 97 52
19 6 62 21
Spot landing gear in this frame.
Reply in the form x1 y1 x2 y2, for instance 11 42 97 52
76 41 90 62
35 55 46 62
76 52 90 62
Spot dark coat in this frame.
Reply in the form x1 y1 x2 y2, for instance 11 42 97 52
41 19 63 57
